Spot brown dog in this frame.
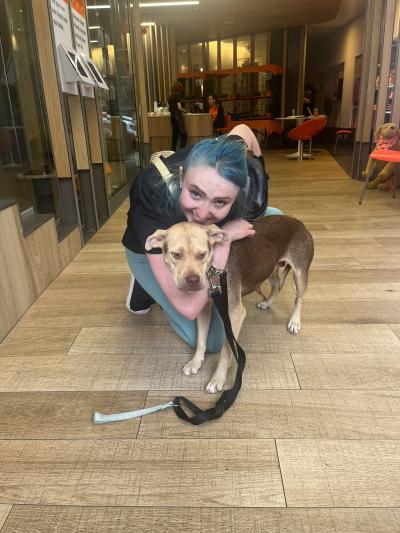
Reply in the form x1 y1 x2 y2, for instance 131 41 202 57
145 215 314 393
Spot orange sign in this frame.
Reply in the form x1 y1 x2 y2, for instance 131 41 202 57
71 0 85 17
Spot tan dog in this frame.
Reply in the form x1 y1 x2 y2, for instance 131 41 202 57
145 215 314 393
362 122 400 190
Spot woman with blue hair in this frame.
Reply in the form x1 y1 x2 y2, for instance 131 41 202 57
122 124 282 352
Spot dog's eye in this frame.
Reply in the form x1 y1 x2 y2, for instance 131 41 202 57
197 252 207 260
171 252 181 260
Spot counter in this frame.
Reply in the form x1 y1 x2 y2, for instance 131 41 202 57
148 113 213 154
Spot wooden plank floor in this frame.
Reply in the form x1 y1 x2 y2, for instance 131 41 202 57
2 149 400 531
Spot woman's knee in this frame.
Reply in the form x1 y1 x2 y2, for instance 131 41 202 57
265 206 284 216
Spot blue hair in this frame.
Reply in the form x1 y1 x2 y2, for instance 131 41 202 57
184 135 248 189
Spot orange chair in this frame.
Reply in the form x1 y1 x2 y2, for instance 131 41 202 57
334 129 353 154
215 114 231 135
359 149 400 204
288 117 327 160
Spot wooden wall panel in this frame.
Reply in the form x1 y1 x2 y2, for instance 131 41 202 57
59 228 82 270
84 99 103 164
68 95 90 170
31 0 71 178
0 205 82 342
0 206 35 340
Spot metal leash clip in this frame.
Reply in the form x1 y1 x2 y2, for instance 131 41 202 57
92 401 177 425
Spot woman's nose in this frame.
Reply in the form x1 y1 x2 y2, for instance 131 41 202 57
197 203 210 218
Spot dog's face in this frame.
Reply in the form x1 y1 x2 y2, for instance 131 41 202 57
145 222 227 291
375 122 400 142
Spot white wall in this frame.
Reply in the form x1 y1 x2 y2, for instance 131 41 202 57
306 15 365 127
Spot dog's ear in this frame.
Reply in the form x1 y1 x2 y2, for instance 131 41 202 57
374 125 383 143
207 224 228 246
145 229 166 251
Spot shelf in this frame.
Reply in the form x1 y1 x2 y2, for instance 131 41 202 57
177 64 283 79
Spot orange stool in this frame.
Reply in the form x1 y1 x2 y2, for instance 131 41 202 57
288 117 327 160
359 149 400 204
334 129 353 154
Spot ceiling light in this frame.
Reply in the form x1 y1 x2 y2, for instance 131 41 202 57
140 1 199 7
87 4 110 9
141 22 156 25
89 26 101 29
90 40 99 43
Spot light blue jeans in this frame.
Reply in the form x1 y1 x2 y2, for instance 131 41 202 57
126 205 283 352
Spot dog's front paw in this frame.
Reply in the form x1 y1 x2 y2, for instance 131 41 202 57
182 357 204 376
287 319 301 335
256 300 271 310
205 372 226 394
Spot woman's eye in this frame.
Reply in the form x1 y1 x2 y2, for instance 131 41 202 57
215 200 226 208
190 190 200 199
171 252 181 260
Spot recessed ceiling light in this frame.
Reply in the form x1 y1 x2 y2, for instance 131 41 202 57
141 22 156 25
87 4 110 9
140 1 199 7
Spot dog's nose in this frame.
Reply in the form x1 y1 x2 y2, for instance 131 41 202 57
186 275 200 287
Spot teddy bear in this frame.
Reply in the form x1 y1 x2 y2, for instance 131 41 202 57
362 122 400 190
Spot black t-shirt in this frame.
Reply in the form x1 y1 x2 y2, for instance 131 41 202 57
168 93 180 114
122 148 189 255
122 145 269 255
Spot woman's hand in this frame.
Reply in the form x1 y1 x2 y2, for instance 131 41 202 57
222 218 255 242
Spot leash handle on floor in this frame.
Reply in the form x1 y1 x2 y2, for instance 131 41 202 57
173 271 246 425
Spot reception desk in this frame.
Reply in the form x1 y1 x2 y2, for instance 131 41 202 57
148 113 213 154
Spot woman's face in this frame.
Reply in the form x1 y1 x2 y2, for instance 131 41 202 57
179 165 239 225
208 95 215 106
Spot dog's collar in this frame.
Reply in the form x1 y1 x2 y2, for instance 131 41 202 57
206 266 226 295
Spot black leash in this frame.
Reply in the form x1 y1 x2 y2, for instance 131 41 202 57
173 271 246 425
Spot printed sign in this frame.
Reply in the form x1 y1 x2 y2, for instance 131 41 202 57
50 0 78 94
50 0 94 96
70 0 93 97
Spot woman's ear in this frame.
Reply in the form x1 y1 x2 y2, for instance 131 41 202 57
179 166 184 188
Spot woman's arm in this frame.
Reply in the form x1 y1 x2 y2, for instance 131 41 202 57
228 124 261 156
146 219 254 320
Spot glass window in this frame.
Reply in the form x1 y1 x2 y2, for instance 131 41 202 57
87 0 140 200
254 33 267 66
208 40 218 71
221 39 233 70
177 45 189 73
237 35 251 67
190 43 203 71
0 0 60 218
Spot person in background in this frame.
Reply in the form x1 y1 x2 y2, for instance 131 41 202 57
207 94 225 132
303 82 316 116
168 81 187 151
